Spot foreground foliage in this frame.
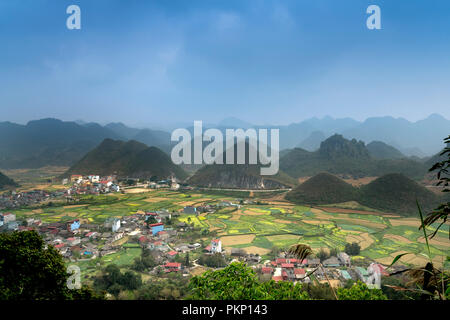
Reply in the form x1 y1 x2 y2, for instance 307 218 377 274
337 281 387 300
0 231 102 300
188 262 388 300
189 262 309 300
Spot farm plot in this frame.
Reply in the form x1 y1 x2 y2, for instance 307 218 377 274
220 234 256 246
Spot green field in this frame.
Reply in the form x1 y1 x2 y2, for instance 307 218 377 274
10 188 449 268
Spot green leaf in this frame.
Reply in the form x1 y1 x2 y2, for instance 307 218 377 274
387 253 412 269
417 200 432 260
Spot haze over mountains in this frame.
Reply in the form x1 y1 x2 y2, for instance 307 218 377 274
280 134 429 180
0 119 171 169
213 114 449 156
63 139 187 180
0 114 448 172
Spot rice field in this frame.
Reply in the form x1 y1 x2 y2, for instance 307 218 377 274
9 187 449 268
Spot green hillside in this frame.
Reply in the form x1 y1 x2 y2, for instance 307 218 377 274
188 141 296 189
0 171 17 190
63 139 187 180
280 134 428 179
285 172 357 205
188 163 295 189
359 173 441 215
366 141 405 160
285 172 441 216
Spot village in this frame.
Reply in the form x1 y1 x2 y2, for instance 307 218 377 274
0 181 390 290
0 174 182 210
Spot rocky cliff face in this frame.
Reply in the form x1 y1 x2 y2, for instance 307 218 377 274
319 134 369 159
187 164 289 189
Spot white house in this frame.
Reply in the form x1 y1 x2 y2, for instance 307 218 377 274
89 175 100 183
210 239 222 253
113 232 124 241
105 218 121 233
112 218 121 232
337 252 351 267
2 213 16 224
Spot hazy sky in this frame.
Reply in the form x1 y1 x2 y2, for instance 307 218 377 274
1 0 450 126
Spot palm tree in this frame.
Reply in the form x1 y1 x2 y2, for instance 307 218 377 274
288 244 338 300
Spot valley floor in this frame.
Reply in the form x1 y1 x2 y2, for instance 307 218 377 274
9 186 449 271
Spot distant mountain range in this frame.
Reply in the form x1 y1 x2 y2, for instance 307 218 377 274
0 118 120 169
63 139 187 180
280 134 429 180
286 172 441 215
0 119 171 169
0 114 448 171
221 114 450 156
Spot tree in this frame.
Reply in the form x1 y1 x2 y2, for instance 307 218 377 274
185 252 190 268
0 231 101 300
301 282 336 300
267 246 282 260
329 247 338 257
337 281 387 300
197 253 227 268
137 277 190 300
121 271 142 290
381 276 421 300
93 264 142 297
423 134 450 238
345 242 361 256
132 249 157 272
316 248 329 262
146 216 157 225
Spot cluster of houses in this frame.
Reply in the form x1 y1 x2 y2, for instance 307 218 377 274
0 206 176 262
0 212 19 231
148 180 179 191
0 189 65 210
64 175 120 196
0 175 122 210
258 252 388 288
182 200 241 216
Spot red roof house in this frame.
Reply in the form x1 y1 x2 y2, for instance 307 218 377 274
294 268 306 275
138 236 149 243
149 222 164 227
164 262 181 272
272 276 283 282
261 267 273 274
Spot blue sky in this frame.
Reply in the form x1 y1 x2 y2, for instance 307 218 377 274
1 0 450 126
